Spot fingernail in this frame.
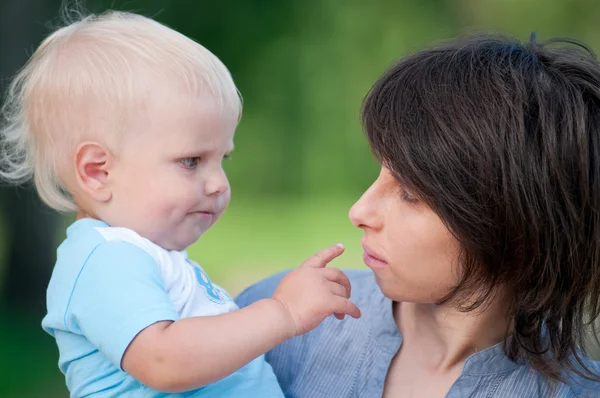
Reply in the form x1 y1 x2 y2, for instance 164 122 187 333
335 243 344 249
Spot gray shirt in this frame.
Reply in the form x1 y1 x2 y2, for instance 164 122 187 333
236 270 600 397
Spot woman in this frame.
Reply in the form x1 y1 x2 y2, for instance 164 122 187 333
237 34 600 397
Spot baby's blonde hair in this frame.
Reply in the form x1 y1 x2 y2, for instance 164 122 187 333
0 9 242 212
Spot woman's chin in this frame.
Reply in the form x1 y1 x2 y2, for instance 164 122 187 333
372 276 433 303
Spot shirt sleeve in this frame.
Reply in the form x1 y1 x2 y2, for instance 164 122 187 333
67 240 179 369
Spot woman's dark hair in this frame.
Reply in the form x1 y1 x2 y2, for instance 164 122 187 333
362 33 600 382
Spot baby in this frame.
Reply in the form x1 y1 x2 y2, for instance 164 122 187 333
0 10 360 397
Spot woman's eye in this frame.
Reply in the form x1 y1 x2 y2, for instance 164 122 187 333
180 157 200 169
401 187 418 203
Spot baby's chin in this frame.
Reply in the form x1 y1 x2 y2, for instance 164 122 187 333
158 228 210 251
157 235 199 252
149 216 217 251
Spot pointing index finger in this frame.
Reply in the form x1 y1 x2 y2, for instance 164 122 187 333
301 244 345 269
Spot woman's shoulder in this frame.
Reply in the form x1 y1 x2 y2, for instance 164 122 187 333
236 269 395 347
236 270 398 398
235 267 400 362
562 358 600 397
494 350 600 397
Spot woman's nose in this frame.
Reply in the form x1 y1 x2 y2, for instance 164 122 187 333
349 186 378 230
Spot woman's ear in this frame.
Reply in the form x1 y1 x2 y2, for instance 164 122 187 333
74 142 113 202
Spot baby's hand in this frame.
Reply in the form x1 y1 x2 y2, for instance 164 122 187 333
272 244 362 336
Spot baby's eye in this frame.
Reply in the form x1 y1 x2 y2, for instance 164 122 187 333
180 157 200 169
223 153 232 161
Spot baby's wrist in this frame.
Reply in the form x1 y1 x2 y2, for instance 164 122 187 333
263 298 297 339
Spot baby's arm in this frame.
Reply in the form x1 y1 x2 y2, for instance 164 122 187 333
121 299 292 392
121 244 360 393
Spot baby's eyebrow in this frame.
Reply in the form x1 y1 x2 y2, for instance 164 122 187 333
175 145 234 158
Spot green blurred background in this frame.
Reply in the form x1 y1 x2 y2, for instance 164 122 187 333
2 0 600 396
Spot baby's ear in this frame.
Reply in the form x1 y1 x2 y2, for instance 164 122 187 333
74 142 113 202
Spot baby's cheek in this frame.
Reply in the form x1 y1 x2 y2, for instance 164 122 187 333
221 188 231 209
174 185 202 209
211 190 231 226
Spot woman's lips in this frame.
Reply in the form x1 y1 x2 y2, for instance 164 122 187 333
361 243 388 269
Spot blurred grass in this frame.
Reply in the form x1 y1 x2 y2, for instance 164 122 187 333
191 195 366 296
0 307 69 398
0 195 366 397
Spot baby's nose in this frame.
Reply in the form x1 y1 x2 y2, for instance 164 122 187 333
204 169 229 196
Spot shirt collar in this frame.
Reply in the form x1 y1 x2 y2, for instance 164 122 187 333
66 217 108 237
461 340 519 375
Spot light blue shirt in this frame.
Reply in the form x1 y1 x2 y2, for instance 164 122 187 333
236 270 600 397
42 218 283 397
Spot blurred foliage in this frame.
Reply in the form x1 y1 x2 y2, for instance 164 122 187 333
86 0 600 199
2 0 600 396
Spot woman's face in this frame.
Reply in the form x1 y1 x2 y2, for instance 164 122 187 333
349 166 461 303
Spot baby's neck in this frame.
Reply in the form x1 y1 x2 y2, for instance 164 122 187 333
76 209 99 221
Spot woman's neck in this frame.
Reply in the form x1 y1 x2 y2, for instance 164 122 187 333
394 292 510 371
